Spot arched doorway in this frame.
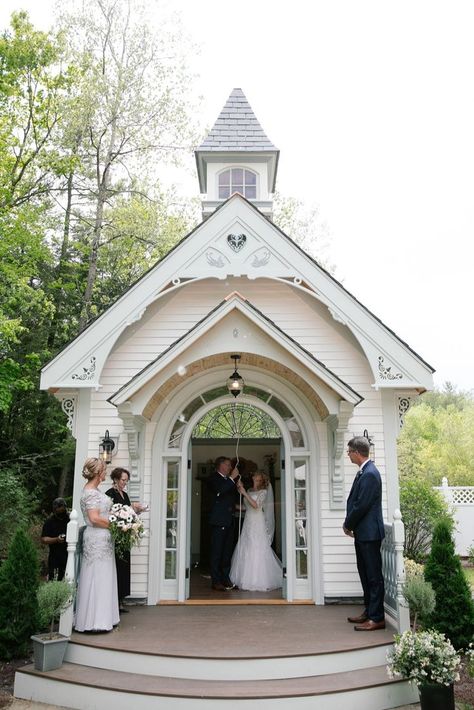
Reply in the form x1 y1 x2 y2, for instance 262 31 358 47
148 374 321 605
189 401 283 599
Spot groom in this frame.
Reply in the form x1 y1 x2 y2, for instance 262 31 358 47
208 456 240 591
343 436 386 630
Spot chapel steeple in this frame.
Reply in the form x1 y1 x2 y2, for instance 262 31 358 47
195 88 279 219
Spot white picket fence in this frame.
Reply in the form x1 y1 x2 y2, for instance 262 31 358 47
435 477 474 557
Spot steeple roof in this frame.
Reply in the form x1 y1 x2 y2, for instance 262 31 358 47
197 88 277 152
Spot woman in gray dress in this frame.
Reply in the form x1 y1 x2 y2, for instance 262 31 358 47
74 458 120 633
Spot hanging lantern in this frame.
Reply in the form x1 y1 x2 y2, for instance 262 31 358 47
226 354 244 398
99 429 115 464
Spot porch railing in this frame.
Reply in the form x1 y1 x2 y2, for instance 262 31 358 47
60 507 411 634
381 509 410 633
59 509 79 637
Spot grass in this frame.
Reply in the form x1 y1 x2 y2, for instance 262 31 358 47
463 566 474 592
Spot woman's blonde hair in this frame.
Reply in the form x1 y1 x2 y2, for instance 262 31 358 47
82 457 106 481
252 471 269 490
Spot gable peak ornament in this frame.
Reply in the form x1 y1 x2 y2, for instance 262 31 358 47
227 233 246 252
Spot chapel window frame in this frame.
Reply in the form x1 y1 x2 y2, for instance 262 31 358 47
217 167 258 200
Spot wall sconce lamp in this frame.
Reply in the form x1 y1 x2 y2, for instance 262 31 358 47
363 428 375 461
100 429 115 464
226 354 245 398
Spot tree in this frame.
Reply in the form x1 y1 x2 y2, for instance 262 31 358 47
272 192 336 274
398 384 474 487
0 468 35 558
399 477 450 562
423 518 474 649
56 0 199 330
0 527 39 659
0 4 199 509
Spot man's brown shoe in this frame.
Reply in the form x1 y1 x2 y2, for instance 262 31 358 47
354 619 385 631
347 613 368 623
211 583 227 591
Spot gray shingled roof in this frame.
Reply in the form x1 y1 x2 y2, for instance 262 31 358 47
197 88 277 152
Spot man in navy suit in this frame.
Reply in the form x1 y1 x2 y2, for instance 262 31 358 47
208 456 240 591
343 436 386 630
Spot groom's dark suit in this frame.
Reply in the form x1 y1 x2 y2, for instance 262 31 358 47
208 471 238 586
344 460 385 622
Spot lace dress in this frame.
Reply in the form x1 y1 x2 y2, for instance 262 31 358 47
230 489 282 591
74 488 120 632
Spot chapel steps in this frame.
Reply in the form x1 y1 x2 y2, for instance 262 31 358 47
14 605 418 709
15 661 417 709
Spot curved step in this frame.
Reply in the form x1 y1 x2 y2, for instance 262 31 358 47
65 638 393 680
15 662 419 710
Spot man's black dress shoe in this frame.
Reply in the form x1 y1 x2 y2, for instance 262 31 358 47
211 583 227 591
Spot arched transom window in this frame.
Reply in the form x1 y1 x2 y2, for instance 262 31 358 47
168 386 305 448
218 168 257 200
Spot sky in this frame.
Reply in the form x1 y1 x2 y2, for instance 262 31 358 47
1 0 473 391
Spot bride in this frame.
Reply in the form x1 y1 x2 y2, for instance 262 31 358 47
230 471 282 591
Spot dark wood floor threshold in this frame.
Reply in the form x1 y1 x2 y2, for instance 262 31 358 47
158 598 315 605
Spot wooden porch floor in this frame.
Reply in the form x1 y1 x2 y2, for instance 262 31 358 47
70 604 397 658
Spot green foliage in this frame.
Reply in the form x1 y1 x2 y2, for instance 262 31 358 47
400 477 451 562
403 575 435 631
404 558 424 580
0 527 39 659
0 468 35 558
387 629 461 686
37 579 74 637
273 192 336 273
398 383 474 486
423 518 474 649
468 543 474 566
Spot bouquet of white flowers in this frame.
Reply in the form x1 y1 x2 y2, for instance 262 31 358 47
387 629 461 687
108 503 145 559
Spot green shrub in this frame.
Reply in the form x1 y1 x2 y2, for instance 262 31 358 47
0 468 35 559
0 527 39 659
403 575 435 631
423 518 474 649
37 580 74 637
400 477 451 562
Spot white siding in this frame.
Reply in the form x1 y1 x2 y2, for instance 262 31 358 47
85 276 390 600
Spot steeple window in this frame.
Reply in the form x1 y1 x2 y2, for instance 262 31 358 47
218 168 257 200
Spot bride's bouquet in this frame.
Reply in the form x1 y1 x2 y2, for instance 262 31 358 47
109 503 145 559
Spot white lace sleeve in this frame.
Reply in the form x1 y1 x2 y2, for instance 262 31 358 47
83 489 102 510
255 490 267 508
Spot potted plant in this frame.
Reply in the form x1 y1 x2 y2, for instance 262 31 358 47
31 579 74 672
387 628 461 710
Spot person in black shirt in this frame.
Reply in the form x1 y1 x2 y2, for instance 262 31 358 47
41 498 69 580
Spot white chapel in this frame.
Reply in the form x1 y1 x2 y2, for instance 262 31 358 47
40 88 434 606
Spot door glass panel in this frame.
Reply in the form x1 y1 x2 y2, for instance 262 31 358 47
164 462 179 579
167 463 179 489
166 520 177 548
165 551 176 579
293 460 308 578
295 489 306 517
296 549 308 578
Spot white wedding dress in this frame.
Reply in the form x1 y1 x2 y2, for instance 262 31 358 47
74 488 120 632
230 488 282 591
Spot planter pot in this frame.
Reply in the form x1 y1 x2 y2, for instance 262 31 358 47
419 682 455 710
31 634 69 672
